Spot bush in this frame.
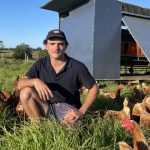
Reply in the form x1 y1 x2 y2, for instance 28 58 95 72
37 50 48 58
13 43 32 59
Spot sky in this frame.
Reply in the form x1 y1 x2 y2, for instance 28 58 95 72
0 0 58 49
0 0 150 49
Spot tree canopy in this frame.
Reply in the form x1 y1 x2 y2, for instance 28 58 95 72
12 43 32 59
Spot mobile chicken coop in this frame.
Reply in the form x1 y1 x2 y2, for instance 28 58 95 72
41 0 150 79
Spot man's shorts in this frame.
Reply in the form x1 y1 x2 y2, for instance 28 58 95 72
47 103 76 123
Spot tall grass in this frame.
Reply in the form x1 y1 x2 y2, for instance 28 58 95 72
0 115 131 150
0 51 150 149
0 110 149 150
0 59 33 91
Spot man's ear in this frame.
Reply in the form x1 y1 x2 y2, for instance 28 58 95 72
43 39 48 50
44 44 48 51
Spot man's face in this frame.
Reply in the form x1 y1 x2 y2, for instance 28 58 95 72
45 38 67 59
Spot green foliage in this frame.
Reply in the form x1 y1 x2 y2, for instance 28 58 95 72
12 43 32 59
35 47 43 51
36 50 48 58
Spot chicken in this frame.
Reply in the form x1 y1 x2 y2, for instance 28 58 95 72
102 83 124 99
16 102 26 118
104 98 130 121
1 90 19 110
141 83 150 95
122 118 150 150
92 109 106 118
0 89 24 117
0 76 20 112
79 86 88 95
118 141 133 150
0 90 11 100
12 76 26 117
12 76 19 89
136 103 150 129
132 95 150 116
0 90 15 110
126 102 140 123
0 90 7 110
133 85 144 103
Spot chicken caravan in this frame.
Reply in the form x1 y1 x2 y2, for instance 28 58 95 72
41 0 150 79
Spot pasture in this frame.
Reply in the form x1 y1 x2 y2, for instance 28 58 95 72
0 50 150 150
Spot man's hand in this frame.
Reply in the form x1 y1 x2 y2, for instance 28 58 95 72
63 108 83 124
34 79 53 101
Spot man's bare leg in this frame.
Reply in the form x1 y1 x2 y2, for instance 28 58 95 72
19 87 49 120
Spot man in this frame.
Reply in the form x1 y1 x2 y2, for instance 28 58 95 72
18 29 99 124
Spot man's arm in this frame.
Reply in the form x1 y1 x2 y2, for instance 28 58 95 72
17 76 53 100
17 76 36 90
64 83 99 123
79 83 99 115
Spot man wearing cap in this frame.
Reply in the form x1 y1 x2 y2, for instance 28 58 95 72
17 29 99 124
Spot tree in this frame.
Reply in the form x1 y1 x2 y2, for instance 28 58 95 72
37 50 48 58
0 40 4 51
13 43 32 59
35 47 43 51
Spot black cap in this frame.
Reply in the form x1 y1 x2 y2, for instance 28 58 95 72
44 29 68 45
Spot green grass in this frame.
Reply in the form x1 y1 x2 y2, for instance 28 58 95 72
0 106 149 150
0 50 48 91
0 50 150 149
0 115 131 150
0 60 33 91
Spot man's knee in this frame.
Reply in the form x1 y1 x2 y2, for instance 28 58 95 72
20 87 34 103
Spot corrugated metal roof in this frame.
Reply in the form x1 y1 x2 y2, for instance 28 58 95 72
41 0 88 13
122 16 150 62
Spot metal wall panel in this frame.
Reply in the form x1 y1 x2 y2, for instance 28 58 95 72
122 16 150 62
60 0 95 74
60 0 121 79
94 0 121 79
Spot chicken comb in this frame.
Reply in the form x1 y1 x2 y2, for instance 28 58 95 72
1 91 8 97
1 91 11 99
122 116 133 131
0 91 7 99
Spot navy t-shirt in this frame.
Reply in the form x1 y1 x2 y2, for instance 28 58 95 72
26 55 96 109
